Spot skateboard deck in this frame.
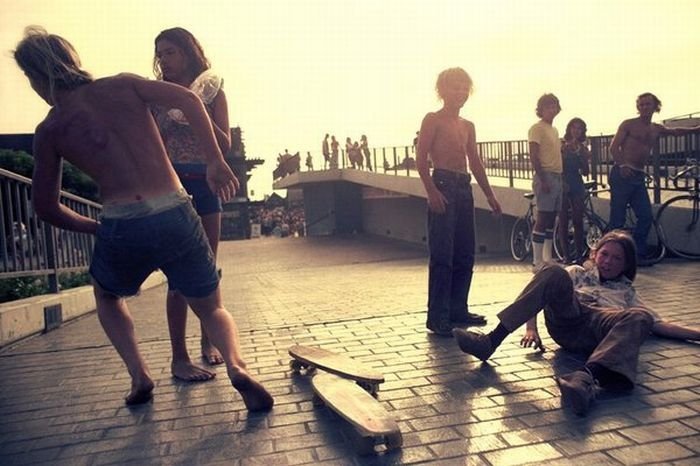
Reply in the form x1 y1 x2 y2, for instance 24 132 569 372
311 372 402 455
289 344 384 394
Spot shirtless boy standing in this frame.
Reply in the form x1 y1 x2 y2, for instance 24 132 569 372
609 92 700 262
14 27 273 410
417 67 502 336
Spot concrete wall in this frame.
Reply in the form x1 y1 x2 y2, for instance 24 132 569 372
303 182 363 236
334 183 363 234
362 194 517 254
0 271 166 349
363 196 427 244
303 183 336 236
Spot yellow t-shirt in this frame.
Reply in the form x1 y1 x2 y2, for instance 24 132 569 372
528 121 562 173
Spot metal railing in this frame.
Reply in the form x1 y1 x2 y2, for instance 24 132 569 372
0 168 101 291
301 133 700 201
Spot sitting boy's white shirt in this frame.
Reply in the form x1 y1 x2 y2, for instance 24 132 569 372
566 264 661 322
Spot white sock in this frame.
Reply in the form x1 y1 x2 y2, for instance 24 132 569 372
543 239 553 262
532 230 545 267
532 241 544 267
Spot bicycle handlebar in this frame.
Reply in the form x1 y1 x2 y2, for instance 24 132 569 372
671 160 700 190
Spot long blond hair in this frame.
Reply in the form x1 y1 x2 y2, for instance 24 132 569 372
14 26 92 102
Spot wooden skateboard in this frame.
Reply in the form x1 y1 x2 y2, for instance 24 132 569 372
311 372 402 455
289 344 385 395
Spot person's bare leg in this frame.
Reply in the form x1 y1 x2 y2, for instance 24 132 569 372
199 212 224 365
188 288 274 412
652 321 700 341
166 290 216 381
94 282 154 405
571 196 586 259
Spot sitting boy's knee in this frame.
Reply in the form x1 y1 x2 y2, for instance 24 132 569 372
539 263 568 280
627 307 655 326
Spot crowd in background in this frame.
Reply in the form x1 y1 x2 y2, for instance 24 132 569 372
250 205 305 238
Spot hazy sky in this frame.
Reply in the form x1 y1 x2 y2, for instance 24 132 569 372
1 0 699 199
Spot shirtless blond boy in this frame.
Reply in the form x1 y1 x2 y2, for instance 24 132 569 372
14 27 273 410
609 92 700 261
417 67 502 336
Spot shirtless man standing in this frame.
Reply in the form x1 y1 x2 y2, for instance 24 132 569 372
14 27 273 410
417 67 502 336
609 92 700 262
322 133 330 169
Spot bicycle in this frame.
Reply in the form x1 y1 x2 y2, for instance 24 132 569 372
511 185 604 263
510 192 535 261
554 178 666 264
553 181 606 262
656 158 700 259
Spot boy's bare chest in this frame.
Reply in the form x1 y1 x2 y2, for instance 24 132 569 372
627 122 659 148
435 120 468 150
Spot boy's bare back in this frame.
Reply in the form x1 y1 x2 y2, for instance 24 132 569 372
34 74 181 205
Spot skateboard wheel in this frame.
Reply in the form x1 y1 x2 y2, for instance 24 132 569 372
356 436 377 456
357 382 379 396
385 431 403 450
289 360 305 373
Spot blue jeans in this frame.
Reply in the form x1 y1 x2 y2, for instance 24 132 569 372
608 165 652 257
427 169 475 326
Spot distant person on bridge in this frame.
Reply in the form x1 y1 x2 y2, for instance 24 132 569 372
14 27 273 411
330 135 339 169
528 93 562 273
417 67 502 336
609 92 700 264
322 133 330 169
152 27 230 382
361 134 372 171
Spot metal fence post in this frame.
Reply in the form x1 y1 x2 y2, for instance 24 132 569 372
652 142 661 204
42 222 59 293
590 136 600 184
506 141 514 188
405 147 410 176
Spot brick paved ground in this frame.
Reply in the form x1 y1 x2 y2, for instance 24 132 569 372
1 235 699 465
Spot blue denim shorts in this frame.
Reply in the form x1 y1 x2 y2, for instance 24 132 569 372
173 163 222 216
90 201 219 298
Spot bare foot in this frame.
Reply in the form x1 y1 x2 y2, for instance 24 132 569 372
229 369 274 412
171 359 216 382
201 344 225 366
125 377 154 406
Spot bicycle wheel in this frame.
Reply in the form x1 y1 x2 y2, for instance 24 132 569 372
553 217 573 261
656 194 700 259
554 215 605 262
624 207 665 264
647 219 666 264
585 217 605 252
510 216 532 262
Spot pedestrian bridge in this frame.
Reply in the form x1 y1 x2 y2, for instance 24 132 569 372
273 168 608 251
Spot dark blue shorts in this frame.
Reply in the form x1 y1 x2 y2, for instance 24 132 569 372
90 201 219 298
173 163 222 216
